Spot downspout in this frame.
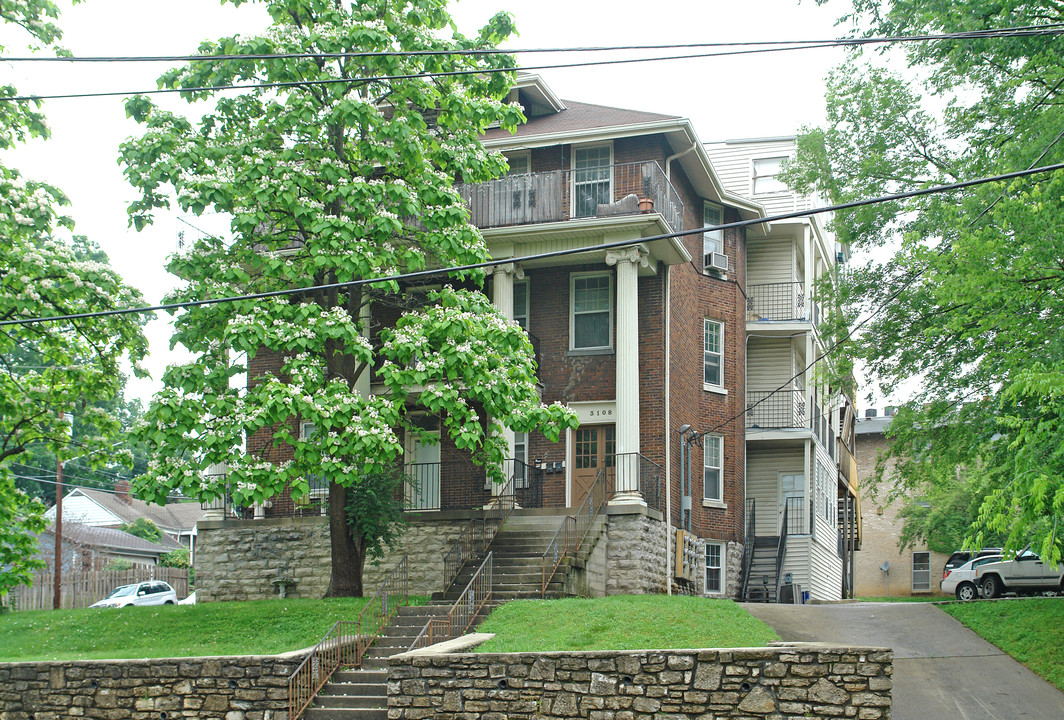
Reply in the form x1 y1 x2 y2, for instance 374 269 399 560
665 141 698 182
664 266 673 595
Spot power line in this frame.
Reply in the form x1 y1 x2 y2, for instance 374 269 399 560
4 24 1061 64
7 25 1064 103
4 160 1063 329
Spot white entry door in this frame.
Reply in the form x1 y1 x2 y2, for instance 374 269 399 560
779 473 805 535
406 416 441 510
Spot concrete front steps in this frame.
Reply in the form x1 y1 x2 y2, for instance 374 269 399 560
303 603 458 720
442 510 605 601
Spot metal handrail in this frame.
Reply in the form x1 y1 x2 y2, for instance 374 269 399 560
409 552 493 651
740 498 756 600
541 515 575 596
288 555 408 720
775 504 789 603
573 466 609 558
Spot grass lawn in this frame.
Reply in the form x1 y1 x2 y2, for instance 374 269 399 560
474 595 778 653
0 596 427 663
941 598 1064 692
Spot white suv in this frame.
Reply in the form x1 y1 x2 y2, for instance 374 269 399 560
975 547 1064 598
941 554 1001 601
91 581 178 608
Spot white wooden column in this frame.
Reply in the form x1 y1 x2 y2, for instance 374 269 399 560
606 246 649 502
491 263 523 497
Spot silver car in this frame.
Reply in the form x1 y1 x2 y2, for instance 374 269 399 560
941 554 1001 601
975 547 1064 598
90 581 178 608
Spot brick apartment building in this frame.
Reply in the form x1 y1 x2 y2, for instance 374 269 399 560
206 75 860 603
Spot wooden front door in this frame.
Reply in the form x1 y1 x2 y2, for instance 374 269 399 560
571 424 615 506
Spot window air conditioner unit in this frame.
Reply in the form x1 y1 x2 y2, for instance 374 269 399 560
704 252 729 273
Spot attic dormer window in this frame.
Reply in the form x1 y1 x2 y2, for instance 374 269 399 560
752 156 787 194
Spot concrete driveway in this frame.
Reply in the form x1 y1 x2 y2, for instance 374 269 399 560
743 602 1064 719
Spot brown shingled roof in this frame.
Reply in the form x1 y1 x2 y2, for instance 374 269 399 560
483 100 681 141
76 488 206 534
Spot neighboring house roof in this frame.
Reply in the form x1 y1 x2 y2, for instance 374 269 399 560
42 523 180 557
482 100 681 141
43 487 206 536
855 416 893 436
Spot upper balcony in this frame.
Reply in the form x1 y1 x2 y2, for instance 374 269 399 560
747 281 825 336
457 161 685 234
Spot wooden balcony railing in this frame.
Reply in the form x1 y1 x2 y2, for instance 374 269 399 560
456 161 685 233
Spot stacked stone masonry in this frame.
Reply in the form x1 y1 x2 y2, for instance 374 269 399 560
388 645 893 720
196 516 471 600
0 654 301 720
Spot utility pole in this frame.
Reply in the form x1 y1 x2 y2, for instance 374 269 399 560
53 410 72 611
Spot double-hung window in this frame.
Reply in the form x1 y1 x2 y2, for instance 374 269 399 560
513 279 529 330
704 435 723 502
705 542 724 594
571 273 612 350
704 319 724 388
573 145 612 218
703 201 723 257
752 156 788 194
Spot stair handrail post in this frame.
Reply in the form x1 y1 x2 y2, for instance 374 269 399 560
740 498 756 600
775 503 789 603
287 554 408 720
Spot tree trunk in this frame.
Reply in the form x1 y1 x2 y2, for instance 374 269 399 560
324 481 366 597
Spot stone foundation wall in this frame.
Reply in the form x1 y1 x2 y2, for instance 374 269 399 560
196 514 473 601
388 645 893 719
604 508 669 595
0 654 302 720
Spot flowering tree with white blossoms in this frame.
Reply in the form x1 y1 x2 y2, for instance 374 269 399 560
122 0 577 597
0 0 148 595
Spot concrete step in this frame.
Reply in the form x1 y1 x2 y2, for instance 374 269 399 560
305 708 385 720
315 694 387 710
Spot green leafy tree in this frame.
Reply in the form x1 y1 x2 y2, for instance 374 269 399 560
790 0 1064 564
120 518 163 543
159 546 191 569
122 0 577 597
0 0 148 597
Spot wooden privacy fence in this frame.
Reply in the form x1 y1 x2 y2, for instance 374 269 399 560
5 567 191 611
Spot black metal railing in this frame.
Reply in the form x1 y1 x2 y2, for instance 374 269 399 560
783 496 809 535
505 458 544 509
740 498 757 600
201 474 330 520
746 390 806 429
602 452 664 512
747 282 805 321
456 161 685 233
409 552 493 651
775 503 789 602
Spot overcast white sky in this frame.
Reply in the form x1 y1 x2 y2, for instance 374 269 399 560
3 0 862 405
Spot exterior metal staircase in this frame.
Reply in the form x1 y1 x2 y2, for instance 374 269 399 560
742 537 781 602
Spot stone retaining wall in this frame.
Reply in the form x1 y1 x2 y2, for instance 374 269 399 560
388 644 893 719
196 515 471 601
0 654 302 720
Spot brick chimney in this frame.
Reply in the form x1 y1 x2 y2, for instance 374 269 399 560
114 479 132 505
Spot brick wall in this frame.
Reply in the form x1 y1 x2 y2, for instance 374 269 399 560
388 644 893 719
854 429 950 597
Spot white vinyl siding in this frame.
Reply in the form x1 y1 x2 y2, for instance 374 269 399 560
746 337 803 392
746 447 804 537
747 237 798 287
705 139 814 216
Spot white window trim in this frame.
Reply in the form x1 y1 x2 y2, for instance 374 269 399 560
703 434 724 503
703 200 724 256
705 541 725 595
703 319 724 390
569 271 614 352
751 156 789 196
570 142 613 219
513 278 529 330
505 151 531 176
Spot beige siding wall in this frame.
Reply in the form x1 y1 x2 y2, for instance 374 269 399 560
748 237 797 286
747 337 797 391
746 446 804 537
705 139 815 216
